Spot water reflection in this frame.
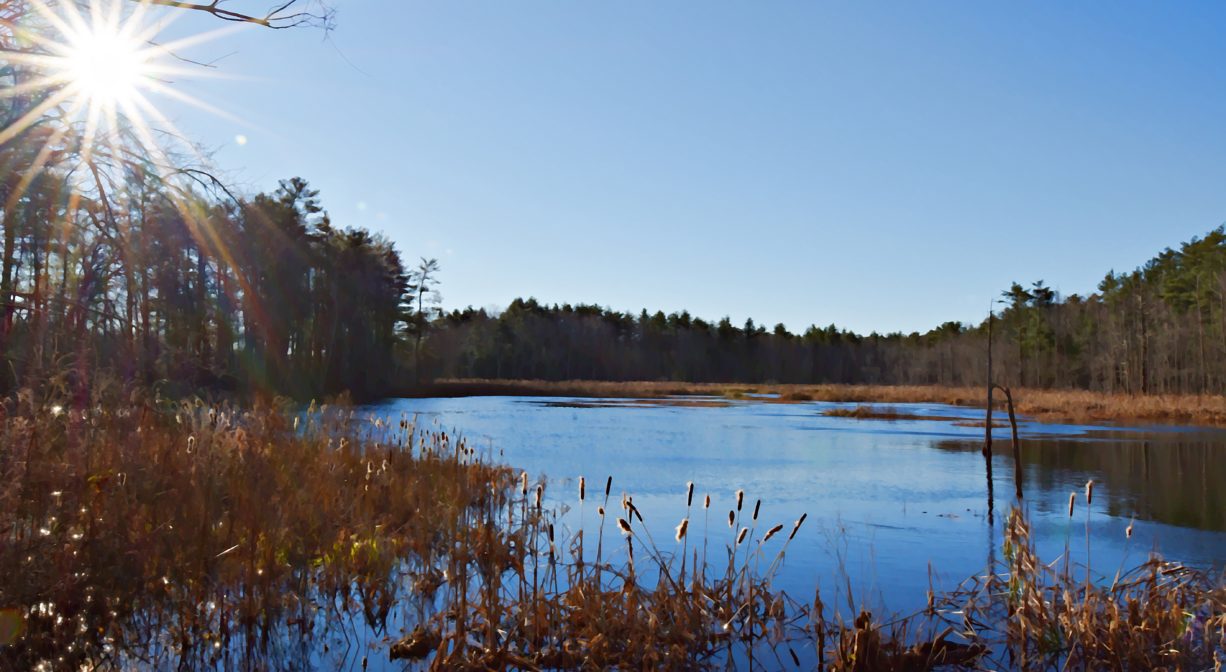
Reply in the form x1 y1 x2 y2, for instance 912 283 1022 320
936 431 1226 531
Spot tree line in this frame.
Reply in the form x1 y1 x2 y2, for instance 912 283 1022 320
5 2 1225 399
1 0 442 399
427 226 1226 395
0 160 441 398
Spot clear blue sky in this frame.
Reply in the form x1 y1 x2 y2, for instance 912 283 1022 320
154 1 1226 334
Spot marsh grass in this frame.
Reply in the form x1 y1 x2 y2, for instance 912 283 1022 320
432 378 1226 426
0 389 515 670
2 390 1224 670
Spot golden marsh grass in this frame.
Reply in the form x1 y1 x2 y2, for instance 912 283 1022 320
1 390 1223 670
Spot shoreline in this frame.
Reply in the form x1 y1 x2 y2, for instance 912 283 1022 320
401 378 1226 427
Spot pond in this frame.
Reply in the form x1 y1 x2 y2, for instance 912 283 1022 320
363 395 1226 620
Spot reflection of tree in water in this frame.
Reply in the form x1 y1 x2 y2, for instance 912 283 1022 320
934 433 1226 531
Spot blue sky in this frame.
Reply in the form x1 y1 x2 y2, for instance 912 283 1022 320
154 1 1226 334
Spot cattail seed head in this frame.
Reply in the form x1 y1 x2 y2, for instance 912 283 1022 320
1068 492 1076 517
535 484 543 509
789 513 808 541
762 523 784 543
598 506 605 517
704 494 711 509
736 527 748 545
736 490 745 512
628 500 643 523
521 472 528 495
579 477 585 501
1085 480 1094 506
617 518 632 535
752 499 761 522
1125 519 1134 539
605 476 612 499
675 518 689 542
686 481 694 508
728 510 735 528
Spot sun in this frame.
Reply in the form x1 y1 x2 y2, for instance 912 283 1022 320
61 21 152 109
0 0 239 168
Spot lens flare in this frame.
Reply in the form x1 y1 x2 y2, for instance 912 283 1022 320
1 0 240 174
63 25 150 107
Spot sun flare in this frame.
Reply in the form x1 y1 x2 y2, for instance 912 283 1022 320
0 0 236 171
62 23 151 108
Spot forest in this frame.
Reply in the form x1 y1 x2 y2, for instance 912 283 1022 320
3 117 1223 399
428 226 1226 395
3 2 1225 401
0 159 437 399
4 124 1223 399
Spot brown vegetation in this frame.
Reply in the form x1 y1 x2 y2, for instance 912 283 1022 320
3 395 1224 670
428 379 1226 426
822 404 958 422
0 390 515 669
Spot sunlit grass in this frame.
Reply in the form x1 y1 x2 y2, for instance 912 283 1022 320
2 392 1224 669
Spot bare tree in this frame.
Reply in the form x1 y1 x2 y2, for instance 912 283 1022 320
133 0 333 29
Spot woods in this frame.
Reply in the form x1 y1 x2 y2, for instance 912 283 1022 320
0 161 422 397
428 226 1226 395
4 2 1226 401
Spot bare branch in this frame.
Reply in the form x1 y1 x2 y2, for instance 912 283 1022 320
130 1 333 29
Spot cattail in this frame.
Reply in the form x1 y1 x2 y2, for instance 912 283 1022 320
628 500 643 523
548 523 555 543
675 518 689 541
1068 492 1076 517
762 523 784 543
617 518 632 535
521 472 528 496
1085 480 1094 506
1126 520 1134 539
598 506 605 517
535 484 543 509
736 527 748 545
704 494 711 509
605 476 612 499
789 513 808 541
752 499 761 522
686 481 694 508
579 477 585 501
736 490 745 512
728 510 735 528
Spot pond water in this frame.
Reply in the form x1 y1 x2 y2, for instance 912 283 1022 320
363 395 1226 619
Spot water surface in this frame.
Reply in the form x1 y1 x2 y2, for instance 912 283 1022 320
364 395 1226 617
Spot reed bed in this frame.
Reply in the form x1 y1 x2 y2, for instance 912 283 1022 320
0 389 515 670
823 405 919 421
2 389 1224 670
932 507 1226 670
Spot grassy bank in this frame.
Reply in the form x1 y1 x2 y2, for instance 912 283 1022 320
2 395 1224 670
421 378 1226 426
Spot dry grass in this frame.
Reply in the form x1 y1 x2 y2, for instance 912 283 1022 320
432 379 1226 426
0 389 517 669
0 390 831 669
2 389 1223 670
956 507 1226 670
822 404 960 422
